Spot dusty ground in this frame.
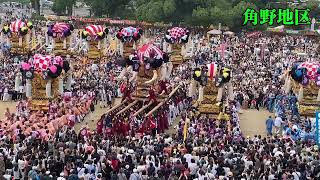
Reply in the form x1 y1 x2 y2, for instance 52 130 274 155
239 109 273 137
0 101 271 136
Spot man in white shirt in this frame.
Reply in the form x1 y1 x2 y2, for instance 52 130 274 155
274 116 283 135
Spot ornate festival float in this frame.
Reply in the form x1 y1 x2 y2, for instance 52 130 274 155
189 63 233 120
21 54 71 111
284 62 320 116
116 26 143 59
164 27 189 66
1 19 34 55
102 41 184 137
80 25 109 60
47 22 74 56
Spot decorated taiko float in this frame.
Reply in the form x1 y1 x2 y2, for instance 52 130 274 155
1 19 34 55
104 42 182 137
20 54 71 111
163 27 189 66
284 62 320 116
80 25 109 60
189 63 233 119
116 26 143 58
47 22 74 56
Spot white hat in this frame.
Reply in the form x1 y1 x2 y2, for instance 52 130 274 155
133 169 138 173
128 149 134 154
32 166 37 170
60 172 64 177
46 171 50 175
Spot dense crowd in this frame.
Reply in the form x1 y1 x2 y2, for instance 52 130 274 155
0 19 320 179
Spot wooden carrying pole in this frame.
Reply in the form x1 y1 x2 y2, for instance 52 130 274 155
145 85 180 117
106 99 127 114
116 100 138 115
133 101 153 117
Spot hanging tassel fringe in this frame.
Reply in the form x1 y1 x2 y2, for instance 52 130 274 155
317 89 320 101
63 38 67 49
298 86 304 102
160 63 167 81
46 79 52 97
19 37 22 46
217 86 224 102
98 41 101 49
188 79 197 98
165 62 173 80
285 77 292 94
227 82 234 101
198 86 204 102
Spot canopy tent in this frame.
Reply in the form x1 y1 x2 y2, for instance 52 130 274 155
207 29 222 35
267 25 285 33
223 31 234 36
285 30 300 35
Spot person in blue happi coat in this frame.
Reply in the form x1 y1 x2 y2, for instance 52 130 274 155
266 116 274 136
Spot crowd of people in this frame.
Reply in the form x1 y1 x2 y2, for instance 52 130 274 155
0 15 320 179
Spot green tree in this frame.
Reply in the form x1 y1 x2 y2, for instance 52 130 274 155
52 0 76 16
30 0 40 15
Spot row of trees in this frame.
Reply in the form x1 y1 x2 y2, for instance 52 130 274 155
24 0 320 31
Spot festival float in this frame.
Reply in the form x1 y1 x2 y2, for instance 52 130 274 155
47 22 74 56
80 25 108 60
116 26 143 58
189 63 233 120
164 27 189 66
103 43 182 137
20 54 71 111
284 62 320 116
1 19 34 55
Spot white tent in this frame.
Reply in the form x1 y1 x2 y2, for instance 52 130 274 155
223 31 234 36
207 29 222 35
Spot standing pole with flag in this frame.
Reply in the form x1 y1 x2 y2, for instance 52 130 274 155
183 118 190 143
